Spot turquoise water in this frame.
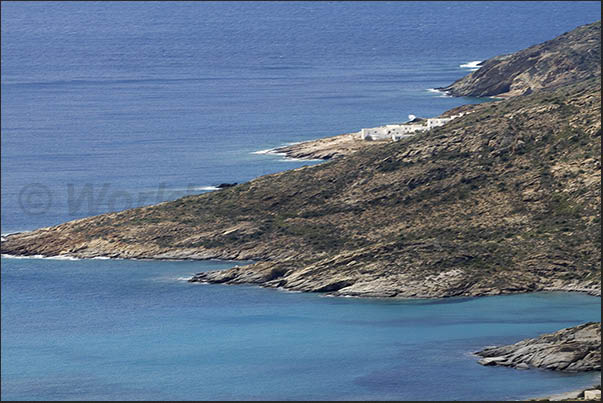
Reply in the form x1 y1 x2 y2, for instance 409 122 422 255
2 2 601 400
1 257 600 401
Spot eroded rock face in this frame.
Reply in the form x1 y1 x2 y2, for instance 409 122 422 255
440 21 601 98
476 322 601 372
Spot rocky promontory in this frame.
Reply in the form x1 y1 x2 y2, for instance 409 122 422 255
3 75 600 298
270 132 373 160
2 22 601 300
476 322 601 372
439 21 601 98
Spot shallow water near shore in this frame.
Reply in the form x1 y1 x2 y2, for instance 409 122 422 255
1 256 601 401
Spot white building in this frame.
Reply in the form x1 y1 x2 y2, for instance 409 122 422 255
360 127 389 141
360 124 427 141
359 112 468 141
388 124 427 141
426 117 453 129
426 113 466 129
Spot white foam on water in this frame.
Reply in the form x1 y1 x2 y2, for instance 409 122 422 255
164 185 221 192
1 254 59 260
149 275 195 283
276 287 302 294
459 60 482 70
251 148 279 155
251 142 303 156
1 253 120 261
193 186 221 191
427 88 452 98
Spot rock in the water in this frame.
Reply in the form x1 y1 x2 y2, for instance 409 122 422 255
475 322 601 372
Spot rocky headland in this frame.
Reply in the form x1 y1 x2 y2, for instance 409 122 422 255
270 132 373 161
2 22 601 301
3 74 600 298
439 21 601 98
476 322 601 372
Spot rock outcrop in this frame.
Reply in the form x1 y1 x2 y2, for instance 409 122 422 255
439 21 601 98
476 322 601 372
270 132 373 160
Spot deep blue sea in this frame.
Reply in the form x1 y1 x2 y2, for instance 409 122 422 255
2 2 601 400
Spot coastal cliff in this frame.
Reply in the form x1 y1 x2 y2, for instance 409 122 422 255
476 322 601 372
439 21 601 98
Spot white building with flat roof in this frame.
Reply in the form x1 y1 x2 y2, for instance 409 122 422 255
360 127 389 141
360 123 427 141
426 112 467 129
359 112 468 141
426 117 453 129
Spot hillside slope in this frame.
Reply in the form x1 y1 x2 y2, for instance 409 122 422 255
439 21 601 98
3 76 600 298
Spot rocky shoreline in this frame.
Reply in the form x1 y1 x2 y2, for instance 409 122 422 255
1 19 601 403
270 132 376 160
1 243 600 299
186 260 602 299
2 22 601 302
476 322 601 372
3 75 601 300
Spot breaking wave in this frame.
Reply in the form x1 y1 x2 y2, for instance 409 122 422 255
459 60 482 70
427 88 452 98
